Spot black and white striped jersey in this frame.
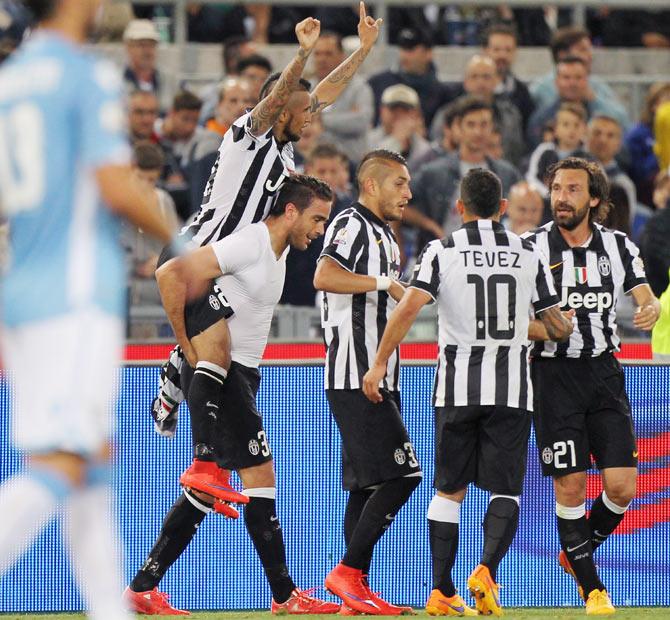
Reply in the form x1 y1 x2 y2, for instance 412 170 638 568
319 203 402 391
411 219 559 410
523 221 647 358
182 111 294 247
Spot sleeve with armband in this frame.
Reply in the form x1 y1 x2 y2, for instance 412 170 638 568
408 240 442 302
320 214 364 272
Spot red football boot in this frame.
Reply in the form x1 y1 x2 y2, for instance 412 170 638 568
271 588 341 614
179 460 248 505
123 586 190 615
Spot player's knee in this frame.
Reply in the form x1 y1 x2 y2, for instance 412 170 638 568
603 477 636 507
553 475 586 506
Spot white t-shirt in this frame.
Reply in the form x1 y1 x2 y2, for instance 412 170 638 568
211 223 288 368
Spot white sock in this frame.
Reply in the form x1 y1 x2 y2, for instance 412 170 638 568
63 484 133 620
0 472 64 575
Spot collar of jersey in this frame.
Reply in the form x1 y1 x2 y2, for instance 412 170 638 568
548 220 604 252
353 202 389 228
460 219 505 231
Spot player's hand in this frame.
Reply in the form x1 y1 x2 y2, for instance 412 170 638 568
362 364 386 403
358 1 383 50
295 17 321 52
633 301 661 331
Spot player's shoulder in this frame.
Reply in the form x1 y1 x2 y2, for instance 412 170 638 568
522 221 552 242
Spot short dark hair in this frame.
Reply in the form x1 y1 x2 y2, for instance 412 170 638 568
236 53 272 75
269 174 333 216
457 95 493 120
307 143 347 167
259 72 311 102
557 102 587 124
482 22 518 46
443 99 464 127
21 0 56 21
356 149 407 185
460 168 502 218
556 55 588 71
546 157 611 223
318 30 343 51
133 141 165 171
172 90 202 112
551 27 591 63
222 35 251 72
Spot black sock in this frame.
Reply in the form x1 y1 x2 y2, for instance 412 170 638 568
557 515 604 595
481 497 520 581
429 520 458 597
342 475 420 570
188 362 226 461
130 493 209 592
589 493 626 551
344 489 374 575
244 496 295 604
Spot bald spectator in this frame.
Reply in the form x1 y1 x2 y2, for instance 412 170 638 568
433 55 524 166
205 77 255 137
407 97 521 251
368 84 432 172
128 90 160 144
236 54 272 102
527 56 629 149
503 182 544 235
530 27 628 118
122 19 170 111
625 82 670 207
368 27 452 128
588 115 639 219
310 31 374 164
526 102 591 198
483 23 534 128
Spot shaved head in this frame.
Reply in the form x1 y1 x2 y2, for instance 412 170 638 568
356 149 407 187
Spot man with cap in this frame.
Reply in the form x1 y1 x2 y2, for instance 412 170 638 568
368 84 432 172
368 26 452 128
122 18 170 111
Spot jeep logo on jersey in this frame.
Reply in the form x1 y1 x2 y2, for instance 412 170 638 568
248 439 260 456
561 288 613 312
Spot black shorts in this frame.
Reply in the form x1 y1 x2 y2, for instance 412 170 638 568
434 405 532 496
531 353 637 477
327 389 421 492
183 361 272 471
157 244 234 339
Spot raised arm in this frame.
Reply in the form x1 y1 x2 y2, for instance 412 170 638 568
249 17 321 136
309 2 382 114
362 288 431 403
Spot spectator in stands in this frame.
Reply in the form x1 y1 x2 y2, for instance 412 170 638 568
641 172 670 297
282 144 353 307
483 23 534 129
530 26 628 120
625 82 670 207
368 84 432 173
588 115 639 228
311 31 373 164
413 99 463 172
122 142 180 324
503 181 544 235
527 56 629 149
122 19 170 111
128 90 160 144
368 27 451 128
487 125 504 161
432 55 525 167
205 77 254 138
406 97 521 251
527 102 590 198
237 54 273 103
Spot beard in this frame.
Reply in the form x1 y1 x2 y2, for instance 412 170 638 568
551 199 591 231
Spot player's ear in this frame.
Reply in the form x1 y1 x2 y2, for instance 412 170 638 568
455 199 465 217
363 176 377 196
498 198 508 218
285 202 299 221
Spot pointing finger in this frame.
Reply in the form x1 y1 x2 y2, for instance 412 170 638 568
359 1 366 21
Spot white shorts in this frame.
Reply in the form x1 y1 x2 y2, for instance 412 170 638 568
2 308 124 455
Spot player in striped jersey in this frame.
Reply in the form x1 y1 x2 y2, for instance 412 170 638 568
363 168 573 617
314 150 422 615
153 4 384 503
523 158 661 616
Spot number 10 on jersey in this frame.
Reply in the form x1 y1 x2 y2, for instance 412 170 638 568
467 274 517 340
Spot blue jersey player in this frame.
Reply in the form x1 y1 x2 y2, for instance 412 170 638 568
0 1 181 616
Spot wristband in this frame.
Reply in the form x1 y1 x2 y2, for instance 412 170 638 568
375 275 392 291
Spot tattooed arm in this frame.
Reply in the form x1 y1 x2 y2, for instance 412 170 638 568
309 2 382 114
529 307 574 342
249 17 320 137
